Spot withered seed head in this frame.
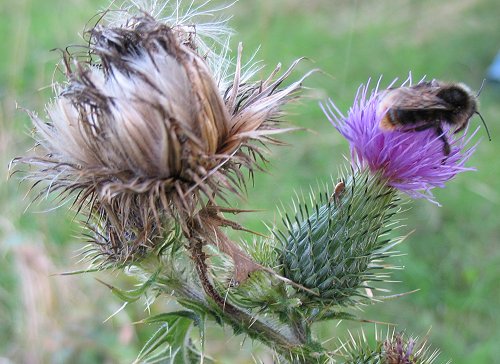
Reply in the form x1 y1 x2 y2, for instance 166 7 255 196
14 11 306 265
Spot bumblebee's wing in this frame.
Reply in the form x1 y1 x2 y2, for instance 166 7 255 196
381 86 452 111
377 85 453 130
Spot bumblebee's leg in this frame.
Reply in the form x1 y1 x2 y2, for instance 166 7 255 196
411 124 435 132
454 123 466 134
402 123 450 155
435 125 451 155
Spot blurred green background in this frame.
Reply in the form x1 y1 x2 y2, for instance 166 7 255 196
1 0 499 363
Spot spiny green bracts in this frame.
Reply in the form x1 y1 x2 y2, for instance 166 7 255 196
276 170 400 307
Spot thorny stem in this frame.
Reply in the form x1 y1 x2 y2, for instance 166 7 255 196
289 313 309 344
188 238 228 310
177 213 328 362
187 238 307 358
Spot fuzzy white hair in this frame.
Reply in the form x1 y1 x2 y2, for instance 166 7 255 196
104 0 240 86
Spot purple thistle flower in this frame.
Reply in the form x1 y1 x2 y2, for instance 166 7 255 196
322 78 479 204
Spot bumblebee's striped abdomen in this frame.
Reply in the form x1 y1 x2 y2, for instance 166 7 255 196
381 108 449 130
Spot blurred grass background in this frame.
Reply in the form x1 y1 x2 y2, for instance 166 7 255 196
1 0 499 363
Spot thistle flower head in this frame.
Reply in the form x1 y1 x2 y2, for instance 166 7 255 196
336 329 445 364
13 4 305 264
322 78 478 204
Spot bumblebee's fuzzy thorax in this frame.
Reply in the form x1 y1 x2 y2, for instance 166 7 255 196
436 83 477 120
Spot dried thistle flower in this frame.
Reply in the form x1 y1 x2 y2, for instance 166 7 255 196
13 4 306 266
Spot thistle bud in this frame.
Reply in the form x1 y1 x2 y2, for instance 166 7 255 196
337 330 444 364
276 171 398 306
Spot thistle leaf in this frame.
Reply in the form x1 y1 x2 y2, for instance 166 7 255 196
136 311 200 326
135 311 209 364
96 270 159 303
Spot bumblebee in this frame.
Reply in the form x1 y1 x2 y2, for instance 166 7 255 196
377 80 490 155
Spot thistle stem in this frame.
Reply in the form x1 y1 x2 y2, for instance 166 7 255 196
162 276 321 358
186 238 308 358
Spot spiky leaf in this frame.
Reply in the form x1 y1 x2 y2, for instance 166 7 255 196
135 311 209 364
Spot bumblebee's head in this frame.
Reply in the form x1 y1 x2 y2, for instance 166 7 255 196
445 83 491 141
437 84 476 114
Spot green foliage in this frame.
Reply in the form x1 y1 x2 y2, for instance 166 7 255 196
134 311 212 364
224 270 291 310
97 271 160 303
